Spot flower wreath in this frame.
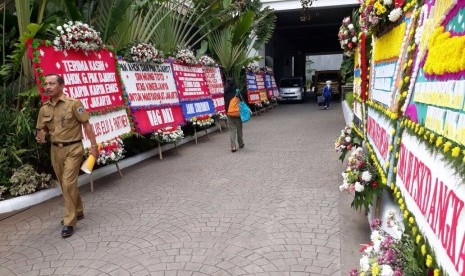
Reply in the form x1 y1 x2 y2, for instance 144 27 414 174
359 0 406 36
247 64 261 74
174 48 198 65
53 21 103 51
339 147 383 211
130 43 164 63
188 114 214 128
85 138 125 166
151 126 184 144
198 55 216 66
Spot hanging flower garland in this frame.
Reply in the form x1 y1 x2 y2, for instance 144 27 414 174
174 48 198 65
151 126 184 144
198 55 216 67
335 126 363 162
53 21 103 52
339 147 384 211
338 13 360 56
130 43 164 63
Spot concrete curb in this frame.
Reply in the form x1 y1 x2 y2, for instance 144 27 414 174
341 100 354 126
0 126 222 215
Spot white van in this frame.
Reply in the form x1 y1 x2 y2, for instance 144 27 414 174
277 77 305 103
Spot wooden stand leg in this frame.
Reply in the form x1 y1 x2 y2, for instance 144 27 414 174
194 127 198 144
218 120 223 132
158 142 163 159
115 162 123 178
174 142 179 154
205 127 209 140
90 172 94 192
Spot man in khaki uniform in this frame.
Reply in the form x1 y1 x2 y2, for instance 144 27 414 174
36 74 98 238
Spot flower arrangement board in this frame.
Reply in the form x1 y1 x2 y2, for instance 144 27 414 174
395 131 465 276
82 109 131 148
27 40 132 147
28 42 125 112
255 73 268 102
270 75 279 98
264 73 274 99
180 98 215 120
403 1 465 147
211 94 225 113
171 62 210 101
118 61 180 107
366 107 395 171
130 106 185 134
246 71 262 104
203 66 224 95
370 12 416 111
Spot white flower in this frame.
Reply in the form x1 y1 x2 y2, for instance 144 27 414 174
348 24 354 30
364 245 373 254
388 8 403 22
361 171 372 182
342 172 348 180
352 36 358 43
339 181 349 192
383 0 393 5
360 255 370 272
345 137 351 143
354 182 365 192
381 264 394 275
415 25 423 45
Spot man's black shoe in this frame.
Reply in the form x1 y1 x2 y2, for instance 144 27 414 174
61 226 74 238
61 214 84 225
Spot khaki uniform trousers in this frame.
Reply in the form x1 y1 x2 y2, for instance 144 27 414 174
51 143 84 226
227 116 244 148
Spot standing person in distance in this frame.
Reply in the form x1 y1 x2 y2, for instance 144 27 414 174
224 78 245 153
323 80 332 110
36 74 99 238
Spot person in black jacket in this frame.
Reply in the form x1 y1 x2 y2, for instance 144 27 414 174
224 78 245 152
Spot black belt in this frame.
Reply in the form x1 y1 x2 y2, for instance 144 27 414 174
52 140 81 148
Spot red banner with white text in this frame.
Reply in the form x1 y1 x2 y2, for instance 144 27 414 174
28 43 125 112
203 66 224 95
212 94 225 113
172 63 210 101
131 106 185 134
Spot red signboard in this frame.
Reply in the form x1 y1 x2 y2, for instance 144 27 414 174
248 92 261 104
212 94 225 113
172 63 210 100
28 44 125 112
203 66 224 95
131 106 185 134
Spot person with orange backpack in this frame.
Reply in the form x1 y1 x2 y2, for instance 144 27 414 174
224 78 246 152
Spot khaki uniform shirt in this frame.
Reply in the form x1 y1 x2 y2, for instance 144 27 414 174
36 95 90 143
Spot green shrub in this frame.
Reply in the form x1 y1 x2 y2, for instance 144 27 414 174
9 164 57 197
345 92 354 111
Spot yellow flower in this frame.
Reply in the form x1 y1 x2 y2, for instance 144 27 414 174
412 226 417 235
409 216 415 224
385 161 390 169
395 152 399 159
400 203 405 210
391 129 396 135
388 145 393 152
416 234 422 244
393 167 397 173
426 254 433 267
404 210 409 218
398 198 404 205
452 147 460 157
421 244 426 255
372 263 379 276
436 137 443 147
434 269 440 276
443 142 452 153
404 76 410 83
390 183 395 190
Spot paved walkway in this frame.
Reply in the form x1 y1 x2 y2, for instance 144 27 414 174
0 99 369 276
